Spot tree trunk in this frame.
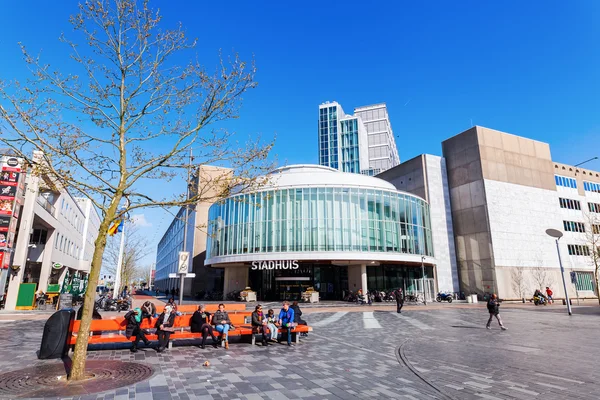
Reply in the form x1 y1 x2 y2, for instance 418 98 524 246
69 200 120 381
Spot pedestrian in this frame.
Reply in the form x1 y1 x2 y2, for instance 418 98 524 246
278 300 295 346
155 304 176 352
251 304 268 346
545 287 553 304
125 307 150 352
191 304 219 349
486 294 507 330
213 303 233 349
395 288 404 313
176 287 180 298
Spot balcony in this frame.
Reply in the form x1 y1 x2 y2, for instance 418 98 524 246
36 196 56 216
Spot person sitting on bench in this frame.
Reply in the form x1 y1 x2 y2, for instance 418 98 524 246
155 304 176 353
251 304 268 346
291 301 308 337
213 304 232 349
265 309 278 342
191 304 219 349
278 301 295 346
124 307 150 353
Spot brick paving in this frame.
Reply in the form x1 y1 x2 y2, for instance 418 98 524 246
0 304 599 399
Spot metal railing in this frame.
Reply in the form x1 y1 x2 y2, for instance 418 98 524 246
36 196 56 216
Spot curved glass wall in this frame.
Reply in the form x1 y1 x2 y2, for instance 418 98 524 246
206 187 433 260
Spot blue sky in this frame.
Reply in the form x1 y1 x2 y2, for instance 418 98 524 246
1 1 600 267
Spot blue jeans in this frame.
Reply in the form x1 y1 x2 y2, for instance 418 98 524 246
215 324 230 341
284 324 293 344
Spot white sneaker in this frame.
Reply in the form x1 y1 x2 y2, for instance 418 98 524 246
501 326 507 331
486 326 491 330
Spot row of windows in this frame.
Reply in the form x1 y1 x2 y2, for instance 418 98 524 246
555 175 577 189
590 203 600 213
593 225 600 235
584 181 600 193
355 107 386 122
559 198 581 210
567 244 590 256
54 232 81 259
563 220 585 233
365 120 388 134
206 187 434 259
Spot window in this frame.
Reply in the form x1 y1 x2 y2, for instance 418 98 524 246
567 244 590 256
29 229 48 244
593 224 600 235
589 203 600 213
555 175 577 188
575 272 594 291
584 181 600 193
559 198 581 210
563 221 585 233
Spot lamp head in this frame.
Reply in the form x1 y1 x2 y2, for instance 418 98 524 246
545 229 563 239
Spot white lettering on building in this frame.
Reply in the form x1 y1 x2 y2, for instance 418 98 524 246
251 260 299 270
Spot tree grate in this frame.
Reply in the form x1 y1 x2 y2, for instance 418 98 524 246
0 360 154 398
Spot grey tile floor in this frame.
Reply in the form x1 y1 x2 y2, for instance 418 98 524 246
1 305 599 399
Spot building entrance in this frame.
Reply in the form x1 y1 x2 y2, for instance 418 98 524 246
248 262 347 301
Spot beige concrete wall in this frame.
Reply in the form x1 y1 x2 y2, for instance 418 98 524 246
476 126 555 190
442 127 493 295
191 165 231 294
223 267 248 297
376 155 427 201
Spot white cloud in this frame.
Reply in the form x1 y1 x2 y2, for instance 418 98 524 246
130 214 152 227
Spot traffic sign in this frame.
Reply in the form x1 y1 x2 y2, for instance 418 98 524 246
178 251 190 274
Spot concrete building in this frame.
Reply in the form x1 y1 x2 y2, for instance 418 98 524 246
318 101 400 176
377 154 459 293
154 165 230 296
204 165 436 301
4 152 101 310
442 126 600 300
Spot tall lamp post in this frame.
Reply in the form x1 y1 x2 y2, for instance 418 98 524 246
421 256 427 305
545 228 572 316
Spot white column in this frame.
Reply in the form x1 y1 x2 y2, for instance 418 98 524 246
360 263 368 294
36 230 57 291
5 175 39 310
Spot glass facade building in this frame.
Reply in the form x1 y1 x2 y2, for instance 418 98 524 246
319 101 400 175
206 187 433 259
204 165 435 301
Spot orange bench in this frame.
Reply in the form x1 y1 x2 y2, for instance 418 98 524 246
68 313 312 349
155 303 247 314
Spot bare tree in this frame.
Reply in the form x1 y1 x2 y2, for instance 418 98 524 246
0 0 273 380
530 251 554 293
510 268 529 300
583 212 600 306
103 222 147 292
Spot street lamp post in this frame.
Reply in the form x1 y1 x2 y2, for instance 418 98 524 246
421 256 427 305
545 228 572 316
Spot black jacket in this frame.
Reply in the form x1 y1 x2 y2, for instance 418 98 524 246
291 305 304 323
124 310 140 339
251 311 264 327
191 311 211 333
395 290 404 302
155 312 176 330
487 299 500 314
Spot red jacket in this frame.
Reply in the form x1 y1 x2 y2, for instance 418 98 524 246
546 289 553 296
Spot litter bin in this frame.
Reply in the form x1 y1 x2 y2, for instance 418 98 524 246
470 294 478 304
38 309 75 359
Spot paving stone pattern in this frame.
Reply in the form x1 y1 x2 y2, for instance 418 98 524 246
0 306 599 399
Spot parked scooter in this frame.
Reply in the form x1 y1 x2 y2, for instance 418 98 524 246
436 292 453 303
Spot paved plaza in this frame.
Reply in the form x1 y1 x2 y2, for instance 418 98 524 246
0 304 599 399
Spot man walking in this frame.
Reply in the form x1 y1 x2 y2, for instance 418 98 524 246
486 294 507 330
395 288 404 313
